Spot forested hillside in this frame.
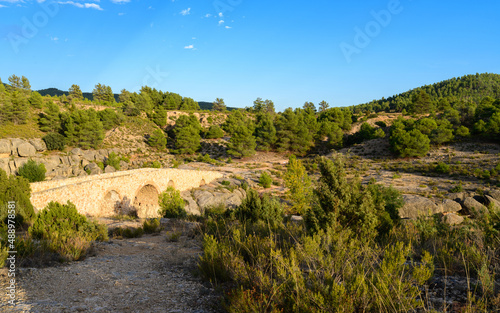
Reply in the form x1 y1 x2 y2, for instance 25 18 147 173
1 73 499 160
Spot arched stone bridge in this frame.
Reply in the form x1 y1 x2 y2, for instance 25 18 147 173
30 168 224 218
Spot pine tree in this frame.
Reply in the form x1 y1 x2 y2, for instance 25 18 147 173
284 155 312 215
152 105 167 127
69 84 83 100
254 112 276 151
173 114 201 154
29 91 44 108
227 125 257 158
9 90 30 124
39 101 61 132
147 129 167 150
319 100 329 112
212 98 226 111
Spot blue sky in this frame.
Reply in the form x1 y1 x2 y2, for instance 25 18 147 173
1 0 499 111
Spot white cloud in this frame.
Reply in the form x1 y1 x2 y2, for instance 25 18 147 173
225 26 231 29
50 36 59 41
218 12 223 18
110 0 129 3
184 44 194 49
58 1 103 10
0 4 6 7
180 7 190 16
204 13 211 18
218 20 224 25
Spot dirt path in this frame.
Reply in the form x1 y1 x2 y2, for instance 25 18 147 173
0 222 222 313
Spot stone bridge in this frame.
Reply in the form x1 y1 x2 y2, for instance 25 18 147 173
30 168 224 218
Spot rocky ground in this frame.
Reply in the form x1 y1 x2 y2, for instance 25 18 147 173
0 220 223 313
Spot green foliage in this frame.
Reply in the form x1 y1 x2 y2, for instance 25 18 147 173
98 108 124 130
143 218 161 234
147 129 167 150
29 91 43 108
212 98 226 111
60 109 104 149
111 226 144 238
435 162 450 174
284 155 312 215
105 152 121 170
390 126 430 158
227 125 257 158
359 122 385 140
28 201 108 261
151 105 167 127
92 83 114 103
42 132 66 151
39 101 61 133
0 169 34 227
205 125 225 139
275 108 315 155
159 187 187 218
258 172 272 188
235 188 283 227
17 159 46 182
0 90 30 125
254 112 276 151
69 84 83 100
173 114 201 154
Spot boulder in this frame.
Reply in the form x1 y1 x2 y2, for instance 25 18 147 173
0 158 10 175
104 165 116 173
81 159 90 168
17 142 36 157
89 167 103 175
29 139 47 152
0 139 11 155
462 197 487 215
70 148 83 156
8 161 16 174
441 213 464 226
14 158 28 169
445 192 467 203
487 190 500 202
181 191 200 215
10 139 25 155
95 154 106 162
399 195 442 219
82 150 96 161
484 195 500 211
119 160 129 170
290 215 304 223
84 163 99 172
438 199 462 213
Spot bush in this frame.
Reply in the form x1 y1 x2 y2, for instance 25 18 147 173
42 132 66 151
17 159 46 182
147 129 167 150
143 218 161 234
111 226 144 238
435 162 450 174
28 201 108 261
0 170 34 227
159 187 187 218
205 125 225 139
236 188 283 227
105 152 121 170
258 172 272 188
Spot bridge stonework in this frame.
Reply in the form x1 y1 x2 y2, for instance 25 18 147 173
30 168 224 218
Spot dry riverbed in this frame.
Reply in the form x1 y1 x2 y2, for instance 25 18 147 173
0 221 222 313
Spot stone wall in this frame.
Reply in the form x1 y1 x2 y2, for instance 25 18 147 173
30 168 225 218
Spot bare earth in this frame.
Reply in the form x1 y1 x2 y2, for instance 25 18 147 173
0 221 222 313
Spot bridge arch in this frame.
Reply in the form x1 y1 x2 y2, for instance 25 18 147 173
133 182 161 218
99 189 121 217
167 180 175 188
199 178 206 186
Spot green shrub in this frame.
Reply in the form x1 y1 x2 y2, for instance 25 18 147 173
435 162 450 174
42 132 66 151
205 125 224 139
143 218 161 234
449 183 463 193
105 152 121 170
159 187 187 218
0 170 34 227
147 129 167 150
111 226 144 238
17 159 46 182
258 172 272 188
28 201 108 261
375 121 387 128
236 188 283 227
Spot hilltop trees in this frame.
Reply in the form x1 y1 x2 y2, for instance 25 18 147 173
39 101 61 132
93 83 114 103
212 98 226 111
254 112 277 151
69 84 83 100
8 75 31 95
61 109 105 149
227 125 257 158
